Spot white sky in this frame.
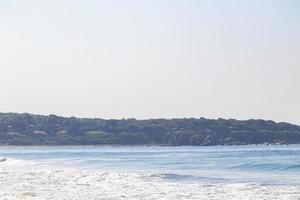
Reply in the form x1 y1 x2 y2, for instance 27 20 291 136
0 0 299 124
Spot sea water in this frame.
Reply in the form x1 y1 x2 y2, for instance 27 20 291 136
1 145 300 199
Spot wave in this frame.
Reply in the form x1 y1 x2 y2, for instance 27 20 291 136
0 167 299 200
285 164 300 171
150 173 227 183
0 157 35 167
229 162 300 172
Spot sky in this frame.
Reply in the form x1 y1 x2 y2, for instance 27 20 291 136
0 0 299 124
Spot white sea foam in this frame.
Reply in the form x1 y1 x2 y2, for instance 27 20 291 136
1 159 300 200
0 157 35 167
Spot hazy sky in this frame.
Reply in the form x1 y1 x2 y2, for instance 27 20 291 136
0 0 299 124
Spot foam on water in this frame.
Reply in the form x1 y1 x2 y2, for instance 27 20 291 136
0 157 36 167
0 160 300 200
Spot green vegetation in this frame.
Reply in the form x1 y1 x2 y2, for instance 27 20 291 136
0 113 300 146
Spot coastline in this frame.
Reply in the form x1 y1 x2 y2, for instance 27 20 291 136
1 113 299 146
0 143 296 148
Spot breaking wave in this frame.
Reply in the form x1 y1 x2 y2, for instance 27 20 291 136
0 165 299 200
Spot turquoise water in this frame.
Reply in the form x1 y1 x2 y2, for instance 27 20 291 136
1 145 300 186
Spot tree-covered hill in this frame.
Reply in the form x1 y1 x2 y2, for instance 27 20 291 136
0 113 300 146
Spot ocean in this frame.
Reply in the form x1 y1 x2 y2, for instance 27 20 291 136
1 145 300 199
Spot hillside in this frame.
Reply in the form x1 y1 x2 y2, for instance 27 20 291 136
0 113 300 146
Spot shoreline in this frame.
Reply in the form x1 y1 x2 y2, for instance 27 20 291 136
0 143 297 148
